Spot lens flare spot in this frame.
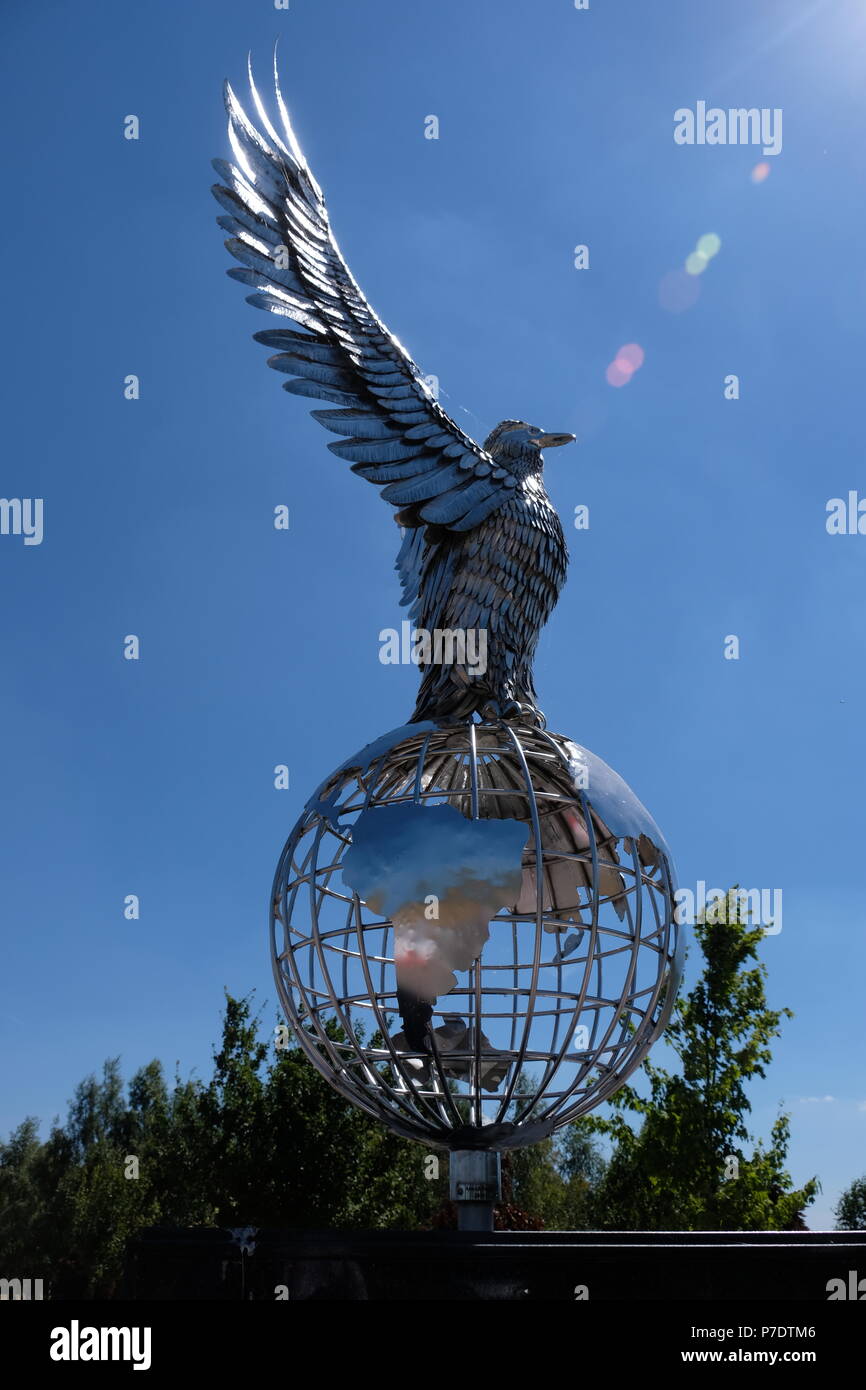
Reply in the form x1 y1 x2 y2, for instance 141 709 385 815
606 359 633 388
685 250 708 276
696 233 721 259
616 342 645 372
751 161 771 183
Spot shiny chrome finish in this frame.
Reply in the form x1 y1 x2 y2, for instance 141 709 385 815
214 62 685 1156
213 66 578 724
450 1151 502 1231
269 720 683 1152
535 432 576 449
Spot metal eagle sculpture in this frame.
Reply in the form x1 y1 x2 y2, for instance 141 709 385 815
213 60 575 726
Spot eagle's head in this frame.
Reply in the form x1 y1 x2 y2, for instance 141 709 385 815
483 419 576 475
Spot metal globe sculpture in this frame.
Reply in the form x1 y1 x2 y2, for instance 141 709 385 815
270 719 683 1151
214 63 685 1222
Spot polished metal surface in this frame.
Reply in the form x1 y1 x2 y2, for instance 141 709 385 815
216 62 683 1152
270 720 682 1151
450 1151 502 1232
213 61 575 725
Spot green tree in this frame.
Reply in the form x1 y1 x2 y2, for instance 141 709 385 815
491 1073 606 1230
0 991 446 1296
0 1118 46 1272
0 926 820 1296
586 887 818 1230
199 996 445 1229
835 1176 866 1230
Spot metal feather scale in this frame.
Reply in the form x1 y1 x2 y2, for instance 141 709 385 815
213 59 576 724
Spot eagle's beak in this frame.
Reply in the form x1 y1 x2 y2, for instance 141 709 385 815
536 432 576 449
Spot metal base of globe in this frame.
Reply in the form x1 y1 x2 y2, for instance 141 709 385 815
450 1151 501 1232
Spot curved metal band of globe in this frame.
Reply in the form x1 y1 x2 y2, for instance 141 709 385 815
270 720 681 1151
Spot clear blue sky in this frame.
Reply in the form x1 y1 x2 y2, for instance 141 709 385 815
2 0 864 1228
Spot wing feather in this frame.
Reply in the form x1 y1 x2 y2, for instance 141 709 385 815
213 62 516 542
352 454 441 484
328 439 427 465
311 409 399 438
281 378 365 406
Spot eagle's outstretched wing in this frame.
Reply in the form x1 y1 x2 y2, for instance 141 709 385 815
213 60 517 543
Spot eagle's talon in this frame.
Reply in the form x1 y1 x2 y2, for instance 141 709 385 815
482 698 546 726
481 699 505 721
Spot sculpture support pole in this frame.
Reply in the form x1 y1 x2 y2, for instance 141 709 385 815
450 1151 501 1232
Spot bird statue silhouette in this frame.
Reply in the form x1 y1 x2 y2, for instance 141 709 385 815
213 59 576 726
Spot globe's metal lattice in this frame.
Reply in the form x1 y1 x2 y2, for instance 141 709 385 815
270 719 683 1151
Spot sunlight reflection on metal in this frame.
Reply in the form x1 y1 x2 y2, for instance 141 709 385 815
270 720 683 1151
